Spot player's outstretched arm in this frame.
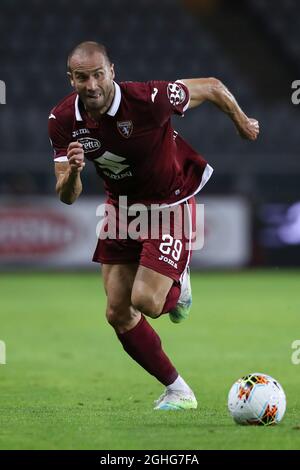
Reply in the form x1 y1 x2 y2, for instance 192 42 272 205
55 142 85 205
180 78 259 141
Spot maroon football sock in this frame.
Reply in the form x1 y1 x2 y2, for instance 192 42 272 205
117 315 178 386
161 282 181 314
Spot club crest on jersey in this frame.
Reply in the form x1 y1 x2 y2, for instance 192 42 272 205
167 83 186 106
117 121 133 138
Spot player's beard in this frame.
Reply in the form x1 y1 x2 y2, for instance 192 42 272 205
83 85 114 113
84 93 105 111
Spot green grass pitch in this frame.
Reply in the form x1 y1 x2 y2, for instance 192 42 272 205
0 270 299 450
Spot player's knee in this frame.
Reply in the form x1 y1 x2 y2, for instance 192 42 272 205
131 290 162 318
106 305 124 327
106 303 135 328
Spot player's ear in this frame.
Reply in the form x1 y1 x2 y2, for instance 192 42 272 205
67 71 75 87
110 64 115 80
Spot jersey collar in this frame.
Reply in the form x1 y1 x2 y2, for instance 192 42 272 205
75 81 121 122
107 81 121 116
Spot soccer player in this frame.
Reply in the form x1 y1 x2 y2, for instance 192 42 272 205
49 42 259 410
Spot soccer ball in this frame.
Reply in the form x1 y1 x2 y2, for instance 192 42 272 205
228 373 286 426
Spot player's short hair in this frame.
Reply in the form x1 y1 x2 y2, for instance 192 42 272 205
67 41 111 72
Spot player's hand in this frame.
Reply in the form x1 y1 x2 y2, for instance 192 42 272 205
67 141 85 174
236 117 259 141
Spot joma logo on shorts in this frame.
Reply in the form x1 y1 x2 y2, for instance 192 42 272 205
158 254 178 269
0 80 6 104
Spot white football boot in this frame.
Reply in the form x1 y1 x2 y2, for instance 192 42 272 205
169 267 192 323
154 388 197 410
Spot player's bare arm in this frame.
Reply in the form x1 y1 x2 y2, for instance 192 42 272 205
180 78 259 141
55 141 85 204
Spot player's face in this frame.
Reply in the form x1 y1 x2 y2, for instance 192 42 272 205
69 52 115 113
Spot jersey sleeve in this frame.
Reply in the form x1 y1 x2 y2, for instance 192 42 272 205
48 113 70 162
148 80 190 125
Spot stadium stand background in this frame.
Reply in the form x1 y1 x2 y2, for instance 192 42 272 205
0 0 299 266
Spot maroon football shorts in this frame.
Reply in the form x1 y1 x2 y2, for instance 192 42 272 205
93 197 196 282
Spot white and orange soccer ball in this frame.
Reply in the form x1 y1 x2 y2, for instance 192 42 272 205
228 373 286 426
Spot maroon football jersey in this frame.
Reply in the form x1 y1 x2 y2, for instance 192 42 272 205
48 80 213 206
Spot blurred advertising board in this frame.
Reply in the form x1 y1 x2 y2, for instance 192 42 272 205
191 196 251 268
0 197 99 268
0 196 251 269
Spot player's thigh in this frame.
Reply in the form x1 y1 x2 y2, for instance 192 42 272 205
131 199 195 313
131 265 173 315
102 263 138 309
102 263 142 332
136 199 195 285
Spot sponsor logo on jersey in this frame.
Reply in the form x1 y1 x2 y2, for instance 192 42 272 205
117 121 133 138
78 137 101 153
72 128 90 138
103 170 133 180
167 83 186 106
94 152 130 175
